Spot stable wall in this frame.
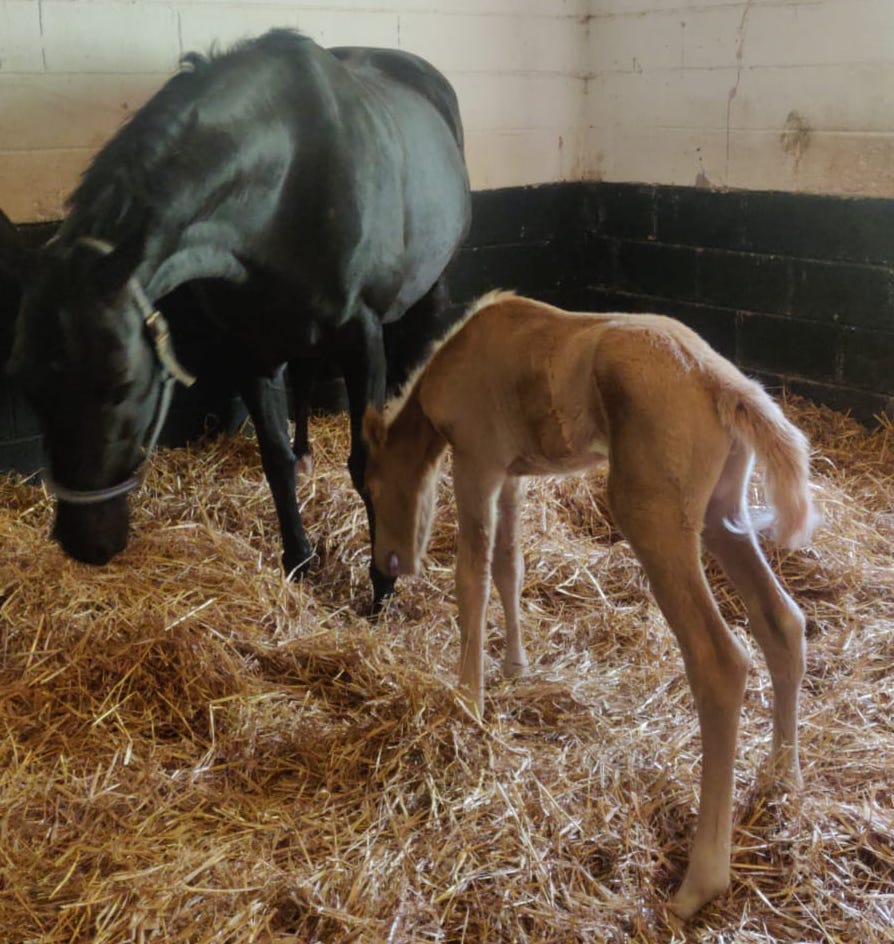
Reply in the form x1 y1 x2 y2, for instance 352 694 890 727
0 0 589 221
586 0 894 198
0 0 891 431
3 0 893 220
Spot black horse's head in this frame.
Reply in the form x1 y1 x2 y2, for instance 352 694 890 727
5 231 190 565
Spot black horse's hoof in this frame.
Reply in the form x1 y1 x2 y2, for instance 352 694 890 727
370 565 397 616
282 547 313 581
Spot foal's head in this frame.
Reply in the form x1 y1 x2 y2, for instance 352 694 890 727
363 400 445 579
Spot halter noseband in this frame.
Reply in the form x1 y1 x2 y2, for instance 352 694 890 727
44 237 197 506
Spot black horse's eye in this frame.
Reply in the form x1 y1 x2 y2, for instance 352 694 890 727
109 381 132 405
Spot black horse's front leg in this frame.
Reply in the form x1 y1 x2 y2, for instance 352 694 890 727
238 369 313 578
338 312 396 612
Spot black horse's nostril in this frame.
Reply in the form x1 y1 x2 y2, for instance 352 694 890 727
55 532 116 565
387 552 400 577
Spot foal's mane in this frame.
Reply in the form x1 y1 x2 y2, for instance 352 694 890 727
65 30 313 242
384 289 515 424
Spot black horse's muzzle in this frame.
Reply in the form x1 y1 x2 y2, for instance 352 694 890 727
53 497 131 565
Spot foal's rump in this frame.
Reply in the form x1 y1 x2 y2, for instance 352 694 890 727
592 316 815 550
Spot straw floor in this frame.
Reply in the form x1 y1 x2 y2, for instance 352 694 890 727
0 397 891 943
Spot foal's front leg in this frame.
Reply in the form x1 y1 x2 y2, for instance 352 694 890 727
453 461 503 714
492 477 529 679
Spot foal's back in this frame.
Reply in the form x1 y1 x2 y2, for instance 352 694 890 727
416 294 735 474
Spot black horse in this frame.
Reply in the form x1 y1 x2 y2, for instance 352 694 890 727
2 30 470 606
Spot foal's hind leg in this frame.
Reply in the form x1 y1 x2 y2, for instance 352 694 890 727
492 477 528 679
703 444 806 789
607 467 750 919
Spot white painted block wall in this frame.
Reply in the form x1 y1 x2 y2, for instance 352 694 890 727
587 0 894 196
0 0 589 220
0 0 892 222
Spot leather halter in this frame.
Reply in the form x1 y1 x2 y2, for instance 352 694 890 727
44 237 197 506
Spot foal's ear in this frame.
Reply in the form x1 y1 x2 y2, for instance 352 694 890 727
362 405 387 452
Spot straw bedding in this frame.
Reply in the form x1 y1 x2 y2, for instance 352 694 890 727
0 396 891 943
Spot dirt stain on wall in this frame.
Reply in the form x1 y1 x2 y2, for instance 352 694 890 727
781 110 812 170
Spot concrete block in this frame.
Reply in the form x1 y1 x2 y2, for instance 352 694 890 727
177 4 398 54
743 0 894 68
727 128 894 197
731 63 894 134
40 0 180 72
0 147 93 221
0 0 44 72
399 12 588 75
0 74 163 150
464 128 567 189
590 10 683 73
452 72 584 133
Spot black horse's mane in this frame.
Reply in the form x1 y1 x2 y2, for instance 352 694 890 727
65 30 312 243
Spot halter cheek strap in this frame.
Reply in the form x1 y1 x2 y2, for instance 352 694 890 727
44 238 196 505
44 377 177 505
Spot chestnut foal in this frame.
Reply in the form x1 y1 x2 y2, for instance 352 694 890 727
363 292 816 918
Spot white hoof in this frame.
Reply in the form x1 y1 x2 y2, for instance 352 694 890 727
455 688 484 720
501 657 529 679
669 865 730 919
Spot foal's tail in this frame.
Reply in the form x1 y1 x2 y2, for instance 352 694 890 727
715 375 818 549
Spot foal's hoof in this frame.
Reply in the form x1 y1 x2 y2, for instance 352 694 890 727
455 687 485 721
668 866 730 920
501 657 529 679
761 746 804 794
370 566 397 616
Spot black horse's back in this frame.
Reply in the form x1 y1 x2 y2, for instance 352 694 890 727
330 45 465 151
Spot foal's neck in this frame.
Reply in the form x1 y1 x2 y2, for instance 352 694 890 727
392 382 446 470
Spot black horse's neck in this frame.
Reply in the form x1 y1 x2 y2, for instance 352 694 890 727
59 53 256 300
60 168 250 304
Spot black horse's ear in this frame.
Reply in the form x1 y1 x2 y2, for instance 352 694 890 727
90 228 149 297
68 216 150 298
362 405 387 451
